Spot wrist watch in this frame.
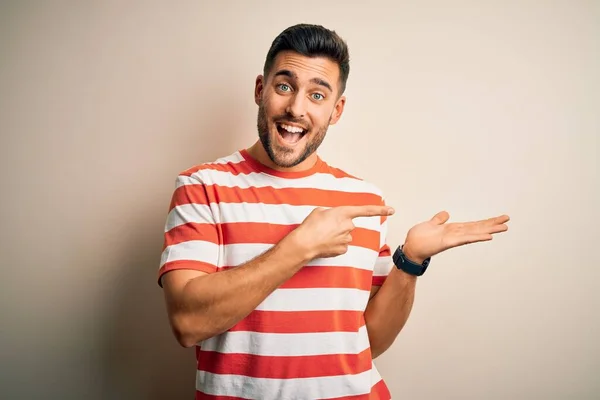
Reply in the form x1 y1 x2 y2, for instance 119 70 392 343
392 245 431 276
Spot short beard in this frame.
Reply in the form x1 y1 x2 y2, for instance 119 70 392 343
256 102 329 168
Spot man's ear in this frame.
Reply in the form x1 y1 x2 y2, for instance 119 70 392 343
329 95 346 125
254 75 264 106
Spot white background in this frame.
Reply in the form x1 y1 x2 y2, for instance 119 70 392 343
1 1 598 399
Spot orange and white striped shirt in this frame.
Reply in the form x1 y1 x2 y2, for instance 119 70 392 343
158 149 394 399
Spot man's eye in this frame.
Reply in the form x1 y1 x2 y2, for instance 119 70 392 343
312 93 324 101
279 84 291 91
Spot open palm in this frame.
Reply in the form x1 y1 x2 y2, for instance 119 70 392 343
403 211 510 263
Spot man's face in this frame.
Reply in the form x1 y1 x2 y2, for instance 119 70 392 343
255 51 346 169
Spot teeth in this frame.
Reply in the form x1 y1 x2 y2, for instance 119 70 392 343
281 124 304 133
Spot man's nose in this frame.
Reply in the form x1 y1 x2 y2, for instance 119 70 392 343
285 93 306 118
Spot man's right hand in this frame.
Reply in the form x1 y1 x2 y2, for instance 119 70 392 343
162 203 393 346
289 205 395 260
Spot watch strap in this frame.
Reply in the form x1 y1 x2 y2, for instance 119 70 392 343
392 245 431 276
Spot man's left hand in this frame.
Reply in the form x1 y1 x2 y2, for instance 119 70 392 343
402 211 510 264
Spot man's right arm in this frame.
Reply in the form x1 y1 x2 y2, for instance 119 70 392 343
160 196 393 348
161 231 310 347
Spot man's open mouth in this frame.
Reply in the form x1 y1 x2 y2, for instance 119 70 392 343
276 122 308 145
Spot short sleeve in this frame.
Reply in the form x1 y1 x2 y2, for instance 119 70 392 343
372 198 393 286
157 174 220 287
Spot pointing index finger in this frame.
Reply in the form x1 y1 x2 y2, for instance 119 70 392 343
340 205 395 218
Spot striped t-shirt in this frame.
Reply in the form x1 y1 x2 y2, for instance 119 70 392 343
158 149 394 400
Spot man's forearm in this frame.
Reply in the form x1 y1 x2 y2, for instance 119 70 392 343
172 233 309 346
364 267 417 358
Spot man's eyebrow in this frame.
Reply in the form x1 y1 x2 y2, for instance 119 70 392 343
310 78 332 93
274 69 296 80
273 69 333 93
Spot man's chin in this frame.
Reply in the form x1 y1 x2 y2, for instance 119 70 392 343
270 151 304 169
268 141 313 167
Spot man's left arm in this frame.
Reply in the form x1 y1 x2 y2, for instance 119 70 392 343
364 205 510 359
365 265 417 359
364 201 415 360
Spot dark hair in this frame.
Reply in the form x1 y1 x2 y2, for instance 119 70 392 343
263 24 350 95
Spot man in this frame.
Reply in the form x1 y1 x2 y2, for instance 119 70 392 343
158 24 509 399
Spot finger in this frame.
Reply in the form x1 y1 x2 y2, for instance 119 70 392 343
450 233 494 247
465 234 494 244
345 234 353 244
488 223 508 234
494 214 510 224
464 220 509 235
475 214 510 226
336 244 349 255
430 211 450 225
339 205 395 218
343 221 356 232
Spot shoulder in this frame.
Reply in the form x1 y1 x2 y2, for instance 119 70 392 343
175 151 248 184
319 160 385 200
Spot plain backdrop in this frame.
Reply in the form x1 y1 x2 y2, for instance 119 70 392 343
1 1 598 399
